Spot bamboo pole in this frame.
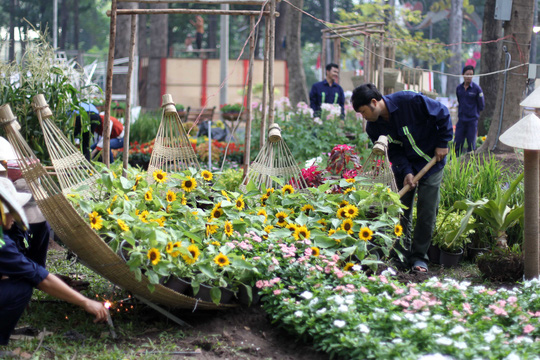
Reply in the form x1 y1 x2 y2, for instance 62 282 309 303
103 0 118 167
118 0 267 4
321 22 385 32
123 14 137 177
378 34 384 92
333 38 340 66
524 150 540 279
260 14 269 149
243 15 255 179
267 0 276 126
364 35 371 83
321 34 326 79
108 8 273 16
325 29 384 39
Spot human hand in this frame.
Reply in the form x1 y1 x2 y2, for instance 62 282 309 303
403 173 416 189
434 147 448 162
83 299 109 323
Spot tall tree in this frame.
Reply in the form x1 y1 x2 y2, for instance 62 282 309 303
8 0 15 62
274 1 288 60
285 0 308 105
478 0 503 136
479 0 534 153
59 0 70 50
146 3 168 109
446 0 463 96
112 1 138 95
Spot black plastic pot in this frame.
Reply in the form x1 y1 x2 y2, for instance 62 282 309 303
439 248 463 267
163 277 192 294
427 244 441 264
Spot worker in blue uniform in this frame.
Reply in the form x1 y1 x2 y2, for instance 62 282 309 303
309 63 345 117
351 84 453 273
0 177 109 349
455 65 484 154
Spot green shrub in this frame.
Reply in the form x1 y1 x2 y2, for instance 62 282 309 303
214 168 243 191
129 111 161 144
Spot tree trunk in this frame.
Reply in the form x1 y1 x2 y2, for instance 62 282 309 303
479 0 534 153
478 0 503 136
9 0 15 62
446 0 463 96
60 0 69 50
146 3 168 110
113 2 138 95
74 0 79 51
285 0 308 105
274 1 288 60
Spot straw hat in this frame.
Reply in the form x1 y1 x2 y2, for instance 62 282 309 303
14 179 46 224
0 136 18 161
499 113 540 150
0 177 31 214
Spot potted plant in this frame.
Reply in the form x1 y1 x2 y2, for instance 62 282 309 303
432 209 475 267
175 104 187 121
221 103 243 121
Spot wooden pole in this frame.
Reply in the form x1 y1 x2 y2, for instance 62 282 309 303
378 34 384 92
321 22 385 32
103 0 118 167
524 150 540 279
260 14 269 149
109 8 272 16
364 35 370 83
268 0 276 126
123 14 137 177
321 35 326 80
118 0 267 4
325 29 384 39
243 15 255 179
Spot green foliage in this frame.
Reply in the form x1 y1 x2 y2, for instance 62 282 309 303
129 111 162 144
432 209 475 252
221 103 243 113
214 169 244 191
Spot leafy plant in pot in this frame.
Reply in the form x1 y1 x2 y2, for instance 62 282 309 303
432 209 475 267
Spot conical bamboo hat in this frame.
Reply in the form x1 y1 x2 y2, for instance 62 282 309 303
499 113 540 150
520 86 540 107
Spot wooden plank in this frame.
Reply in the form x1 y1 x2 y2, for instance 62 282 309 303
108 8 274 16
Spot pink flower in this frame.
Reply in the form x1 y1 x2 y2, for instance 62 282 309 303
273 289 282 295
256 280 264 288
507 296 518 304
378 275 388 284
523 324 535 334
253 256 261 260
412 299 427 310
359 286 369 293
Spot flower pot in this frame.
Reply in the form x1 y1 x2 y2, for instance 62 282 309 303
427 243 441 264
439 248 463 267
465 245 489 262
237 284 260 306
163 277 191 294
190 283 235 304
222 112 242 121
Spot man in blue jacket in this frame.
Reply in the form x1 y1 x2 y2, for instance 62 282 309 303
309 63 345 117
455 65 484 154
351 84 453 272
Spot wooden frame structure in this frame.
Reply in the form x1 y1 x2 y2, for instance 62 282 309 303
321 22 386 90
102 0 280 175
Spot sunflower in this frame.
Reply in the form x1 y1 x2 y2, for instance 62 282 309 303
166 190 177 203
201 170 213 181
144 191 153 201
147 248 161 265
211 205 224 219
107 208 113 215
328 228 337 236
338 200 349 208
211 241 221 247
359 227 373 241
264 225 274 233
166 204 172 213
257 209 268 222
286 223 297 233
224 220 234 237
181 177 197 192
117 219 129 232
152 170 167 183
301 204 314 214
138 210 150 223
311 247 320 257
112 195 118 203
344 204 359 219
394 224 403 237
181 194 187 205
317 218 327 229
346 178 356 183
294 225 310 240
206 223 219 236
166 242 174 254
153 216 166 227
275 211 288 227
221 190 231 201
343 262 355 271
170 242 182 257
260 194 269 206
214 253 230 267
266 187 275 196
124 194 130 201
89 211 103 230
282 185 295 195
341 219 354 234
336 207 347 219
343 186 356 194
183 244 200 264
235 196 245 211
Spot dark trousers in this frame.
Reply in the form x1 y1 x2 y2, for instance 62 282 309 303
454 120 478 154
196 32 203 49
0 222 50 345
398 168 443 267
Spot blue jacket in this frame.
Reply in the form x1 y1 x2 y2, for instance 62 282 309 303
0 233 49 287
309 80 345 116
456 82 484 122
366 91 453 181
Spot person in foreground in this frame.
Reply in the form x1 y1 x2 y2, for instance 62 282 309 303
0 177 109 350
351 84 453 272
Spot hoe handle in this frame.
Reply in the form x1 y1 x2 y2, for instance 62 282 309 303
398 157 438 198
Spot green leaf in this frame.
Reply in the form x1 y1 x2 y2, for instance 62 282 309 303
210 287 222 305
314 235 338 248
198 263 216 279
120 176 135 191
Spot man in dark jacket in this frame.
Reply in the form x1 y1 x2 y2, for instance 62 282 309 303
309 63 345 117
351 84 453 272
455 65 484 154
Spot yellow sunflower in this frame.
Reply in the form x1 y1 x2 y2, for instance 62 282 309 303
89 211 103 230
341 219 354 234
112 195 118 203
343 186 356 194
264 225 274 233
260 194 269 206
181 177 197 192
124 194 130 202
144 191 153 201
211 241 221 247
211 205 224 219
166 242 174 254
107 208 113 215
344 204 359 219
336 207 347 219
266 187 275 196
301 204 314 214
138 210 150 223
346 178 356 183
117 219 129 232
338 200 349 208
282 185 295 195
394 224 403 237
311 247 320 257
214 253 230 267
359 227 373 241
183 244 200 264
170 242 182 257
224 220 234 237
221 190 231 201
294 225 311 240
153 170 168 183
328 228 337 236
206 223 219 236
257 209 268 222
275 211 288 227
181 194 187 205
147 248 161 265
343 262 355 271
201 170 213 181
166 190 177 203
286 223 297 233
235 196 245 211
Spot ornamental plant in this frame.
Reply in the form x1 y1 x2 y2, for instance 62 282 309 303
221 103 243 113
326 144 362 177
